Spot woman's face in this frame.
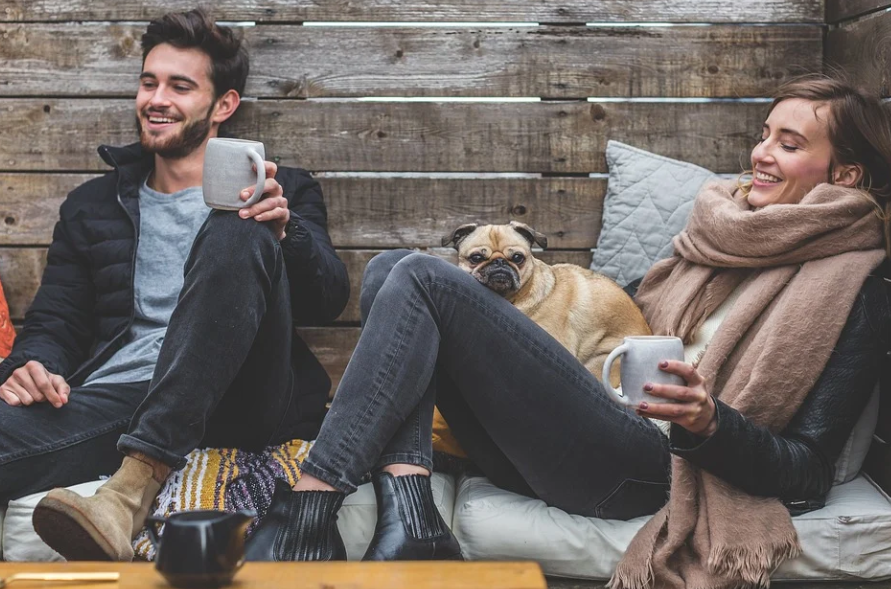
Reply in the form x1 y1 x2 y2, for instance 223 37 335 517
748 98 834 208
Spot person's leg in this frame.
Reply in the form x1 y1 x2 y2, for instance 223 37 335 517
120 210 296 466
33 212 298 561
435 368 669 519
301 253 669 518
432 369 537 498
356 253 529 499
355 251 457 561
246 250 444 563
360 250 436 475
0 381 149 502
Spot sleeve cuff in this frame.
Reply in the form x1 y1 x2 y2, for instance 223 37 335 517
0 356 63 385
670 396 725 453
280 212 314 260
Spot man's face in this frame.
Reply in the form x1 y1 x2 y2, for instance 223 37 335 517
136 43 219 159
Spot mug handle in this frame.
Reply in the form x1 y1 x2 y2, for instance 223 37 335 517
242 149 267 207
601 343 629 405
146 515 165 549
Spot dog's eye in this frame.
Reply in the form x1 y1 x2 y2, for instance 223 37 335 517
469 253 485 264
511 253 525 264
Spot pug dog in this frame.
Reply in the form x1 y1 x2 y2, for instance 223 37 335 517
442 221 651 385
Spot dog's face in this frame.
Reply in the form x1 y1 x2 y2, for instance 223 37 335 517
443 222 548 298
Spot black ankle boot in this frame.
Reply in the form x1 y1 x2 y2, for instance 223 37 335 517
245 479 347 561
362 472 463 561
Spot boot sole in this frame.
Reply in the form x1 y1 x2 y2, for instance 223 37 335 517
32 496 118 561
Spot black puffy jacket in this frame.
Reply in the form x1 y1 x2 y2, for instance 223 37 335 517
669 259 891 512
0 143 350 439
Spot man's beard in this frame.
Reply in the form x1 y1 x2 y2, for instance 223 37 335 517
136 106 213 159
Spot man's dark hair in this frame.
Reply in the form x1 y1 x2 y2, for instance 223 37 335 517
141 9 249 99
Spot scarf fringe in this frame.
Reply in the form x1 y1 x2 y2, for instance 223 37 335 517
607 561 654 589
707 539 801 587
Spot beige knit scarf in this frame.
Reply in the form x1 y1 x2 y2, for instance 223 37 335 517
611 181 886 589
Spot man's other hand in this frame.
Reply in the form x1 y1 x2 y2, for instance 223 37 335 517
238 161 289 240
0 360 70 408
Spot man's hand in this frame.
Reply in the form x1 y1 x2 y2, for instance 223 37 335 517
0 360 70 408
238 161 289 240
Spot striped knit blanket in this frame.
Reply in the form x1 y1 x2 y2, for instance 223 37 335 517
133 439 314 561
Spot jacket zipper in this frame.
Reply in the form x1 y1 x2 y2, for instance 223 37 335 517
67 147 141 384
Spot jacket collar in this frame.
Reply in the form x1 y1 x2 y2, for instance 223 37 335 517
98 143 154 203
98 142 152 170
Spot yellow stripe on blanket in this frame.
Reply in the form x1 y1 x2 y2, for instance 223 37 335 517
133 439 314 561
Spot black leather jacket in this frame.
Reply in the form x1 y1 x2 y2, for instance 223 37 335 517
668 259 891 511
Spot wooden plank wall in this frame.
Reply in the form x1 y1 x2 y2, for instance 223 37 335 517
825 1 891 97
825 0 891 486
0 1 824 390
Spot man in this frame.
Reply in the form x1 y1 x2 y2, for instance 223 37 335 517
0 9 349 561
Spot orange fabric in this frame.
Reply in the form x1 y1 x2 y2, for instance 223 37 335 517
432 407 467 458
0 278 14 358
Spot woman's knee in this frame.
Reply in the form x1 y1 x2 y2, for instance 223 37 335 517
360 250 416 321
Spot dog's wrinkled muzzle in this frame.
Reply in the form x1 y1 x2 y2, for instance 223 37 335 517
478 262 520 295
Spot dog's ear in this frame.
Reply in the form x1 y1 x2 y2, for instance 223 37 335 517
509 221 548 249
441 223 479 248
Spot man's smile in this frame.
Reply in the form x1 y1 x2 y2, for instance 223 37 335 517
142 111 182 132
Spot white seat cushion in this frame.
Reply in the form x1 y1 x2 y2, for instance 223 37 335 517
1 474 456 563
2 480 105 562
452 474 891 582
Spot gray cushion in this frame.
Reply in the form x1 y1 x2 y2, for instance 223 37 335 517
453 474 891 581
590 141 716 286
833 383 879 485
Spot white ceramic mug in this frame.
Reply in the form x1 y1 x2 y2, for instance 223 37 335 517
601 336 685 406
202 138 266 210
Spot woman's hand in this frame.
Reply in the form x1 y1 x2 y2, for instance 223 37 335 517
635 360 718 437
238 161 290 240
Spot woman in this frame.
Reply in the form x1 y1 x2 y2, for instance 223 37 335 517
246 75 891 587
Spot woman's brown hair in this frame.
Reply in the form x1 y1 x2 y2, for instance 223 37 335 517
741 74 891 257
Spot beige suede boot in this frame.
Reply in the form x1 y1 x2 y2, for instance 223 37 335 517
31 456 162 561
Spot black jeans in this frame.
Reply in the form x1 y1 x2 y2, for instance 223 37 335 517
0 212 296 501
301 251 671 520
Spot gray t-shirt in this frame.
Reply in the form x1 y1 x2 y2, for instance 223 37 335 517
84 180 209 386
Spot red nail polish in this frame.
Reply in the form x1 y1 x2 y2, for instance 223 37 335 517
659 361 669 368
644 383 653 391
640 402 649 410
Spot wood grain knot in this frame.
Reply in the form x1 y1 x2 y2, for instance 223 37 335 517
589 104 606 121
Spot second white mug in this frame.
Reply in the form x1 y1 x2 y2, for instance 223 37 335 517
601 336 685 407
